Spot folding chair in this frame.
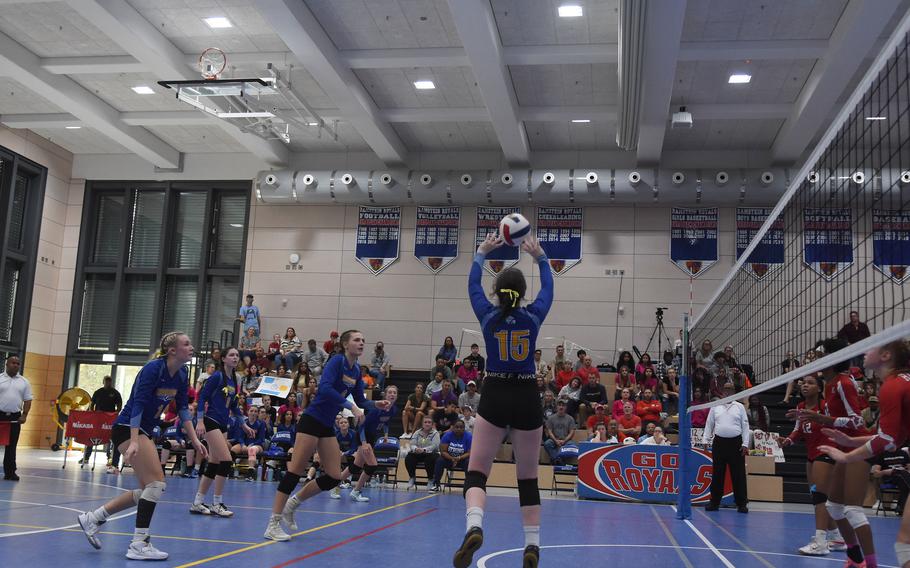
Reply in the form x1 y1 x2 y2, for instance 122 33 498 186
373 436 401 488
550 443 579 495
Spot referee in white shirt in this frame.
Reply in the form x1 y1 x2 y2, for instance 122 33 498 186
0 355 33 481
702 381 750 512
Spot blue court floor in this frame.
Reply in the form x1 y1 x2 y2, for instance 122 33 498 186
0 450 903 567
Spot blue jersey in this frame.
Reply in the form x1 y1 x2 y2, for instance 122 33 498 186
440 431 472 457
468 252 553 375
161 423 183 442
335 427 359 456
226 414 244 443
304 354 374 428
243 418 268 446
360 404 398 440
115 358 190 433
196 370 241 426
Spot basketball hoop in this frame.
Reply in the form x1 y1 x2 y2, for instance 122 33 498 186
198 47 226 80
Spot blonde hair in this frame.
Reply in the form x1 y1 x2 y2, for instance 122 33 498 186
153 331 186 359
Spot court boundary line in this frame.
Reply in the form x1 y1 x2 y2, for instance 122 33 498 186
270 507 436 567
0 522 256 545
695 508 776 568
649 505 695 568
174 494 437 568
671 505 735 568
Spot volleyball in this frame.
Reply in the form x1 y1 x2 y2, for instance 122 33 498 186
499 213 531 247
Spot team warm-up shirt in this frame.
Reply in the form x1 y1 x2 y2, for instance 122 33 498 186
441 431 473 457
867 372 910 455
468 251 553 375
226 415 244 443
115 358 189 433
824 371 865 433
196 370 241 426
304 354 375 428
243 417 269 446
788 400 828 460
336 427 359 456
360 403 398 439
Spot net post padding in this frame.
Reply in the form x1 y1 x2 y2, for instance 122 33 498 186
688 319 910 413
676 314 692 520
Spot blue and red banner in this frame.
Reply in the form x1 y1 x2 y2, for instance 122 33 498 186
415 206 460 273
576 443 733 504
670 207 718 277
873 209 910 284
804 208 853 280
736 207 785 280
536 207 583 276
355 206 400 275
476 206 520 276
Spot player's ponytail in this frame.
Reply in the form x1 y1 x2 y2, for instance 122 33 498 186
492 268 526 321
153 331 185 360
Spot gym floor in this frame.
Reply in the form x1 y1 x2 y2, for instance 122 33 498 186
0 450 903 567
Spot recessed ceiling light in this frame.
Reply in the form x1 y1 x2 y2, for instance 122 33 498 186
865 116 887 121
65 125 82 129
558 4 583 17
571 119 591 123
728 74 751 84
306 122 319 126
414 80 435 90
204 17 232 28
131 85 155 94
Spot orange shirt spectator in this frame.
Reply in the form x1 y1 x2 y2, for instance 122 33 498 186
617 402 642 438
576 356 600 385
636 389 663 424
554 361 578 390
586 404 610 432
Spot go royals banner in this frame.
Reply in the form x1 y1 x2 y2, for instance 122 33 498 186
536 207 583 276
670 207 718 277
577 443 734 504
475 206 520 275
415 206 460 273
872 209 910 284
736 207 785 280
804 208 853 280
355 206 401 275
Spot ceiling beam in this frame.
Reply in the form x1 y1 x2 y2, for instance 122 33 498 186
41 55 147 74
771 0 903 164
677 40 828 61
635 0 687 166
0 31 180 168
447 0 529 165
65 0 288 166
254 0 408 166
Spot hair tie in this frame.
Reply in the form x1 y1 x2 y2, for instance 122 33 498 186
499 288 520 307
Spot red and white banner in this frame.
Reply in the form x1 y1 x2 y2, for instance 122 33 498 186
67 410 118 445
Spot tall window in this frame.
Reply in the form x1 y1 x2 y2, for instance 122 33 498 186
70 182 250 366
0 146 47 356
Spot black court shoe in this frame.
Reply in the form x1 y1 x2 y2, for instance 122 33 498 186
523 545 539 568
453 526 483 568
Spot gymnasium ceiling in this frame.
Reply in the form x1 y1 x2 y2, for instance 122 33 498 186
0 0 906 173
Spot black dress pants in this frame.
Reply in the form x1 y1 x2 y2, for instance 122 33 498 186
710 434 748 507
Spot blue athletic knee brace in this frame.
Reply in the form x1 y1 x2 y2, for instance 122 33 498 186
463 470 488 498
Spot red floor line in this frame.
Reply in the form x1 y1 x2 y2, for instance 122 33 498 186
271 507 438 568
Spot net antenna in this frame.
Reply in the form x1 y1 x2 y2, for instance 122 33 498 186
158 48 338 145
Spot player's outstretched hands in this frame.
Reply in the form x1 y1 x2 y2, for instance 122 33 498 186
478 233 504 254
521 235 545 260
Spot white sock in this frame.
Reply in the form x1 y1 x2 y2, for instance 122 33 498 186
92 506 110 522
466 507 484 531
270 513 282 523
286 494 300 511
827 528 841 541
213 494 223 505
523 525 540 547
816 529 827 544
194 492 205 506
132 528 149 543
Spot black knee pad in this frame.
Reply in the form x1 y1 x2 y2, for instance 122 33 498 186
277 472 301 495
518 478 540 507
363 464 379 477
349 464 363 478
217 460 233 478
811 491 828 505
316 475 342 491
463 470 488 498
203 461 219 480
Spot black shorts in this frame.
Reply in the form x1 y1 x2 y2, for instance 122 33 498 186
296 413 335 438
477 376 543 431
809 454 835 464
111 424 153 448
204 416 228 433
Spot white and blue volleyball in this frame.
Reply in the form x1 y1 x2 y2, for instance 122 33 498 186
499 213 531 247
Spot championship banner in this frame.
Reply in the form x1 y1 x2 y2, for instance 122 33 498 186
536 207 583 275
670 207 718 277
415 206 460 273
66 410 117 445
736 207 785 280
576 443 734 504
475 206 520 275
804 208 853 280
872 209 910 283
355 206 400 275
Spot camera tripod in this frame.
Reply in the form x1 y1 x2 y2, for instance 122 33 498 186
642 307 674 359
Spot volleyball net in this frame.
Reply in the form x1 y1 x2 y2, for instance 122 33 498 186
677 12 910 517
